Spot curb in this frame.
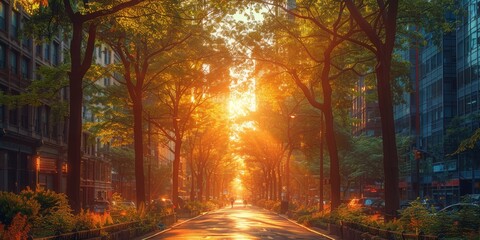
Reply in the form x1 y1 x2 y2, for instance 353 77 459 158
140 212 209 240
276 213 338 240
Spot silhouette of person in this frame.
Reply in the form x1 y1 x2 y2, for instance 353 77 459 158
243 199 247 207
230 197 235 208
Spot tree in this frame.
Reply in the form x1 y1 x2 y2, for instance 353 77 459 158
146 33 231 207
22 0 146 213
247 1 366 209
341 135 383 198
343 0 457 220
183 101 230 201
97 0 202 208
237 128 285 200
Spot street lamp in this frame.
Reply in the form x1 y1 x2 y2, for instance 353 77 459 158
35 155 40 189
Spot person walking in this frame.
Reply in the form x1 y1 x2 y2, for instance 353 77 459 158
243 199 247 208
230 197 235 208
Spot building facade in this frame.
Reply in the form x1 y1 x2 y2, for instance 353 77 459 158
0 1 113 209
395 1 479 205
0 1 68 194
353 1 479 205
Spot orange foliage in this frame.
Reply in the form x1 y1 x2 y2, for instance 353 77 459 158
0 213 31 240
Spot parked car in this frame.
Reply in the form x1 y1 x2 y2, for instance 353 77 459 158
438 203 480 213
348 197 379 208
436 203 480 237
420 198 443 211
464 194 480 204
148 198 175 216
90 200 110 214
348 197 380 213
370 199 385 214
111 201 136 216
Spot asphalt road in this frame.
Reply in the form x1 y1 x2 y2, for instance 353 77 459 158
142 201 334 240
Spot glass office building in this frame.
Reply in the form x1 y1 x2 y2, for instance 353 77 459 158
394 0 479 205
454 0 480 200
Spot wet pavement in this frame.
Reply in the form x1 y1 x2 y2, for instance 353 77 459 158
141 201 335 240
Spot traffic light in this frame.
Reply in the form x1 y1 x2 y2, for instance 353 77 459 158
414 150 422 160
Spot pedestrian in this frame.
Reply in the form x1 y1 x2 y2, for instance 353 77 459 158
230 197 235 208
243 199 247 207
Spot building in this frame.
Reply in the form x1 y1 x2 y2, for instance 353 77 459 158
353 2 479 205
395 2 479 205
451 0 479 202
80 44 116 206
0 2 114 209
0 2 68 194
352 77 382 137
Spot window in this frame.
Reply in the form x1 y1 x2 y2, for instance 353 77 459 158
10 11 19 39
21 21 31 49
0 44 5 69
22 38 31 50
44 43 50 61
9 51 17 74
464 66 471 86
458 97 465 115
9 108 17 126
34 106 42 134
20 106 28 129
36 44 42 59
35 64 42 80
458 70 464 88
103 77 110 86
53 42 60 65
0 2 5 31
103 47 110 64
21 57 29 79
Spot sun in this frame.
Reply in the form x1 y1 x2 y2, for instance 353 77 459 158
228 68 257 120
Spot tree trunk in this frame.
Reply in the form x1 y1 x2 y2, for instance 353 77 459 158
344 0 400 221
66 21 87 213
319 113 324 211
376 55 400 221
277 164 282 200
205 173 211 201
198 170 204 201
272 169 277 200
321 46 341 209
172 138 182 207
132 97 146 208
190 171 195 201
286 148 293 201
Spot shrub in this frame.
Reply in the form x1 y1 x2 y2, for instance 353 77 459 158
297 214 313 226
397 199 440 235
0 191 40 226
184 201 203 212
290 204 317 221
0 213 31 240
21 188 75 237
73 210 97 231
264 200 278 211
202 201 218 211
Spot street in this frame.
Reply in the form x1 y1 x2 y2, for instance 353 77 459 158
142 200 334 240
